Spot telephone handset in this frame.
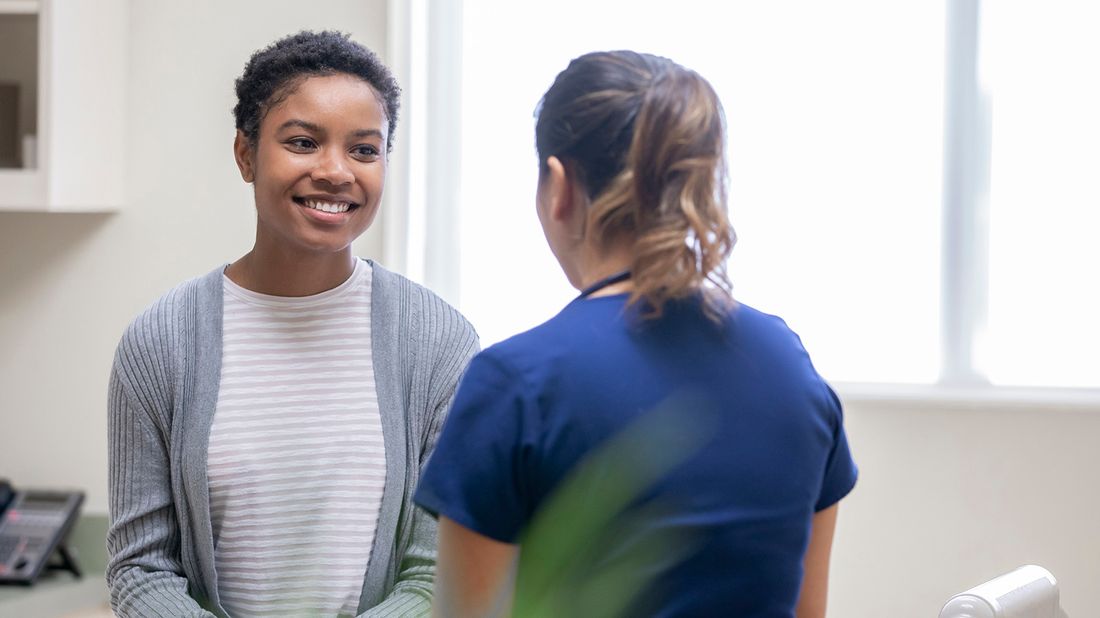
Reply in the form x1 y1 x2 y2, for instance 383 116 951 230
0 480 84 585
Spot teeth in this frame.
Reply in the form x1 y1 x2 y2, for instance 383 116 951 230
304 199 351 213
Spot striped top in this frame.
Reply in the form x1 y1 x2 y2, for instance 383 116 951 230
107 260 480 617
208 260 385 617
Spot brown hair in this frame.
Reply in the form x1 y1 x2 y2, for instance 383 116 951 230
535 51 735 321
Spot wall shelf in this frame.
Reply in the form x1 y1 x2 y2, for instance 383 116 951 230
0 1 39 15
0 0 126 212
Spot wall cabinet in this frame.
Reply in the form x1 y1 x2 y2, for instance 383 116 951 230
0 0 126 212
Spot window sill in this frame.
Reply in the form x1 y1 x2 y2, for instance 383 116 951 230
834 382 1100 412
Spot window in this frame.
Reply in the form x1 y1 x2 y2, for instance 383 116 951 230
978 1 1100 388
401 0 1100 390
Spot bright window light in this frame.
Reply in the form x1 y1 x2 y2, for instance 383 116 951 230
980 2 1100 388
458 1 945 385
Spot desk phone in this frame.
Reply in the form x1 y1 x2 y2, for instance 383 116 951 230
0 481 84 585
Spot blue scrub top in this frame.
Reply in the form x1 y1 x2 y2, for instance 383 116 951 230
416 294 857 617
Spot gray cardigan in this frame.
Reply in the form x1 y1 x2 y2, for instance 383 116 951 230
106 260 478 617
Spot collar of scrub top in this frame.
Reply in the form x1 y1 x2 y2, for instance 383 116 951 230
578 270 632 298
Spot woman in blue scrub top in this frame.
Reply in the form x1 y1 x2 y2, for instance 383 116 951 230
416 50 858 617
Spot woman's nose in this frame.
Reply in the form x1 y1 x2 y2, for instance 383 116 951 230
311 149 354 186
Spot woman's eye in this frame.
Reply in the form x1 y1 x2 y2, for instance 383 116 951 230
286 138 316 151
352 144 380 158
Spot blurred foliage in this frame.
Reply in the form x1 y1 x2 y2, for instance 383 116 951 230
510 393 714 618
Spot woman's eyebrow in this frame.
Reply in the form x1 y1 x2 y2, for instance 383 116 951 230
277 119 322 133
350 128 384 140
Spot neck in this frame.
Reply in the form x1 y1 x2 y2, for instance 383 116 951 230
226 245 356 297
575 242 634 298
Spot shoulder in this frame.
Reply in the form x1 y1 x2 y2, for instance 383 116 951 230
728 302 842 414
367 259 479 365
113 267 223 384
369 260 475 330
462 301 589 392
726 302 812 354
726 301 787 331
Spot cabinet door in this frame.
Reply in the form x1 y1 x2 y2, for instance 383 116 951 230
0 0 126 212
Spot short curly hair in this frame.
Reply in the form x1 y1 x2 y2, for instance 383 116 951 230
233 30 401 151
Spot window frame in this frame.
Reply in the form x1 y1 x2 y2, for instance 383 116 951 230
385 0 1100 403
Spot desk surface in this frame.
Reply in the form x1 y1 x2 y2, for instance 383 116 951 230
0 514 112 617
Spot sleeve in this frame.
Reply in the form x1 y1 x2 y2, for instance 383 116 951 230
414 351 534 544
106 357 216 618
359 313 480 617
357 499 439 617
357 396 453 618
813 383 859 512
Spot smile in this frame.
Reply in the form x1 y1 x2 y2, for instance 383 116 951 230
294 197 358 213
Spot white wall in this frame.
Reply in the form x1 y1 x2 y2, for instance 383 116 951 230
830 397 1100 617
0 0 389 513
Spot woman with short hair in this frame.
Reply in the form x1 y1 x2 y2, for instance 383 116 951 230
107 31 477 617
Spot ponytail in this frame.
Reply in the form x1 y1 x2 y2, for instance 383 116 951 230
536 51 736 321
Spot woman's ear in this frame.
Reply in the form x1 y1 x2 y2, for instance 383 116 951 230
544 156 587 229
233 130 255 183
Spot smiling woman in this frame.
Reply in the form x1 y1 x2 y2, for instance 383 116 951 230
105 31 478 618
229 73 388 288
